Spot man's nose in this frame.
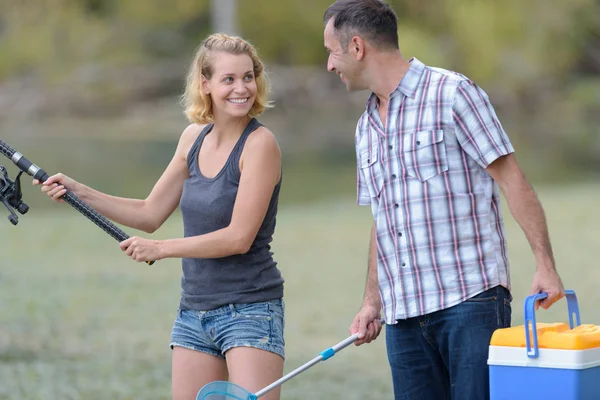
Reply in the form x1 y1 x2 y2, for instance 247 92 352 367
327 56 335 72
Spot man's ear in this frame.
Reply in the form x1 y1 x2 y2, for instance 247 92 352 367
351 36 365 61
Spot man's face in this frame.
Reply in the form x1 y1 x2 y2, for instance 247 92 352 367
324 19 363 92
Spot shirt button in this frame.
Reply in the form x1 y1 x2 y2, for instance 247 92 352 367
398 232 402 236
401 262 406 267
394 203 399 208
392 174 397 179
388 145 393 150
416 141 421 145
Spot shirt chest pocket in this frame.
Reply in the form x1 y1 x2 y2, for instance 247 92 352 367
402 130 449 182
359 145 385 198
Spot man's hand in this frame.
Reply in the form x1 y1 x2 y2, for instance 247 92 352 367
349 304 382 346
531 266 565 310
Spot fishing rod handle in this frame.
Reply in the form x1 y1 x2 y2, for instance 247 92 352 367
0 139 154 265
49 179 155 266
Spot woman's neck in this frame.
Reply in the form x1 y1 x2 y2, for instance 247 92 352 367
210 114 251 143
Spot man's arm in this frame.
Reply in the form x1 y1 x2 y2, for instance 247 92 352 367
363 222 381 309
486 153 565 310
350 221 383 345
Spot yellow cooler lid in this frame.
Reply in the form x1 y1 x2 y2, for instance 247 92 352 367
491 323 600 350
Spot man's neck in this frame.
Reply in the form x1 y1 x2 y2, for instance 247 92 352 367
368 52 410 103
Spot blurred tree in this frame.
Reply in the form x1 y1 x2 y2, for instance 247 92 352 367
211 0 238 36
0 0 597 173
78 0 114 16
238 0 332 65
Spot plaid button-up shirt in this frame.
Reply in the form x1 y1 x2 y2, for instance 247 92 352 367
355 58 513 323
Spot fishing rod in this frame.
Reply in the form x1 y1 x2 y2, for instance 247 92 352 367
0 139 154 265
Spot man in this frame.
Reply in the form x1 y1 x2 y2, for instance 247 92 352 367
323 1 565 399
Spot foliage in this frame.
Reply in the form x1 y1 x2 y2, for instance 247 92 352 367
0 0 597 170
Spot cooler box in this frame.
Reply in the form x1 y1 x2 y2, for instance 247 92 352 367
488 290 600 399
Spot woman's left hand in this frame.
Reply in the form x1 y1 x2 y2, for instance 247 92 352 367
120 236 165 263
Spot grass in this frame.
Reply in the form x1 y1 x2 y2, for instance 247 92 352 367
0 182 598 399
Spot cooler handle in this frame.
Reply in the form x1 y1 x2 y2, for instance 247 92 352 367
524 289 580 359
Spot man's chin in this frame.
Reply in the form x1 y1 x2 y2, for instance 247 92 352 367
346 83 366 92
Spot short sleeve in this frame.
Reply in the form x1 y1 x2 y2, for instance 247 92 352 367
355 123 371 206
453 80 514 168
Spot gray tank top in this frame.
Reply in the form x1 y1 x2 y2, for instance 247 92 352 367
178 118 284 311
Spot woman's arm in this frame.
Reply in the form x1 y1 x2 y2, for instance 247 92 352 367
36 124 203 233
120 126 282 261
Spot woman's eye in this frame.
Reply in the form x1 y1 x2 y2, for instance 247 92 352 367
244 75 254 81
223 77 233 83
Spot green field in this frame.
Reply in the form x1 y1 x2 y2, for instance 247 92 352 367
0 183 598 399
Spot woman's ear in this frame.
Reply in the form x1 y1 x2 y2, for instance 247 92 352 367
201 74 210 95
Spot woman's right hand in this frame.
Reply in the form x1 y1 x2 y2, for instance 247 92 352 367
32 173 80 203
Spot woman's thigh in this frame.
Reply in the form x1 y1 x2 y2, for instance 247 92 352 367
172 347 228 400
170 308 228 400
226 347 285 400
217 298 286 399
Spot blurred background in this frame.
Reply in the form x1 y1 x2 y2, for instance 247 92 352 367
0 1 598 399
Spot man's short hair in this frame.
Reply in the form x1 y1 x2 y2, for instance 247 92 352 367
324 0 399 52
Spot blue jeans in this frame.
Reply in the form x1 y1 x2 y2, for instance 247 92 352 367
386 285 512 400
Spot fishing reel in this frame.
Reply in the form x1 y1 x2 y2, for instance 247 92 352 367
0 165 29 225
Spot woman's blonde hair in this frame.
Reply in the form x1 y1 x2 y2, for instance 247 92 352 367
181 33 272 124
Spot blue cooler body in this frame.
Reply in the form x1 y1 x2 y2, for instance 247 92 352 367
488 290 600 400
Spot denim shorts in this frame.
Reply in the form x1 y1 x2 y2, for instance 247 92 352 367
169 298 285 360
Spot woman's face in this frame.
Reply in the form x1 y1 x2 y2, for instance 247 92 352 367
203 52 257 120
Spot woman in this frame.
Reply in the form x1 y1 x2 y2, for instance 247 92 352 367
34 33 286 400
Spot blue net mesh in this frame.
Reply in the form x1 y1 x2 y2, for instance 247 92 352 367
196 381 257 400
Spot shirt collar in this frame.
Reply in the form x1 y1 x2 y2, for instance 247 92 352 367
366 57 426 113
